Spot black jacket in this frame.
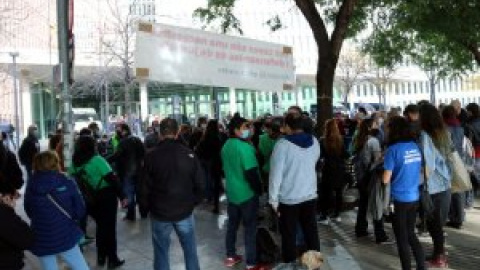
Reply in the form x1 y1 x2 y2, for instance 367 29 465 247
140 139 205 222
0 204 34 270
195 135 224 178
18 136 39 167
110 135 145 179
0 145 23 191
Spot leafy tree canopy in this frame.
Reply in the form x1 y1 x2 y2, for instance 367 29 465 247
363 0 480 77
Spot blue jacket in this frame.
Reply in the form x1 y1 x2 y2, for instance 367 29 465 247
24 171 85 256
420 132 451 195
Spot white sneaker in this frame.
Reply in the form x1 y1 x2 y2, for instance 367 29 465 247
317 217 330 225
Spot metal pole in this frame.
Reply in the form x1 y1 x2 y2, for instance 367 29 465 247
10 52 20 148
57 0 73 169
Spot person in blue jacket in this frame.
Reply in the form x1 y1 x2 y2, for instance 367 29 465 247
24 151 89 270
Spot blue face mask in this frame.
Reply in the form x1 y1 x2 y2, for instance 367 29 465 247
240 130 250 139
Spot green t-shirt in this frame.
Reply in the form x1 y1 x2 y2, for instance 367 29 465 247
69 155 112 190
258 134 277 173
221 138 258 204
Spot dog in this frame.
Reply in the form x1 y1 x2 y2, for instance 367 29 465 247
272 251 324 270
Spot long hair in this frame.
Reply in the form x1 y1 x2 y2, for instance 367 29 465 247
324 119 343 156
353 118 374 153
419 104 450 156
72 136 97 167
202 119 220 141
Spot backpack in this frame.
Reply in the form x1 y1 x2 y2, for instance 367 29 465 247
256 225 281 264
347 145 370 186
72 168 103 207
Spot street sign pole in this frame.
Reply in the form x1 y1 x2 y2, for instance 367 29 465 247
9 52 20 148
57 0 73 169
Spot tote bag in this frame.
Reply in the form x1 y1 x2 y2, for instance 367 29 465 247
448 150 472 193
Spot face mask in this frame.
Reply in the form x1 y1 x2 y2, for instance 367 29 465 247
240 130 250 139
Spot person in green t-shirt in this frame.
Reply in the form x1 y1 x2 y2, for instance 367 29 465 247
70 136 127 268
221 116 267 270
258 116 284 174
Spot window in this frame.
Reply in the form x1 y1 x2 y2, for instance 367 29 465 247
370 85 374 96
146 4 152 15
394 83 399 95
356 86 361 97
401 83 406 94
363 85 367 96
407 82 411 94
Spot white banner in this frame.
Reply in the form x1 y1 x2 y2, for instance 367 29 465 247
135 23 295 92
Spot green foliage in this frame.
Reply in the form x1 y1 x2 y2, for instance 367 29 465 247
193 0 243 34
363 0 479 77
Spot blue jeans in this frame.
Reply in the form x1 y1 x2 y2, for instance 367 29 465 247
38 245 89 270
226 196 259 266
151 215 200 270
123 175 137 218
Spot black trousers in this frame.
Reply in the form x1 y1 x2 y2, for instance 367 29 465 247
279 200 320 263
448 192 465 225
426 190 451 257
91 188 120 261
320 180 344 217
355 183 387 241
392 201 425 270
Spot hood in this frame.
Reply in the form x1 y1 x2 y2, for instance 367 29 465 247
284 133 314 148
28 171 68 195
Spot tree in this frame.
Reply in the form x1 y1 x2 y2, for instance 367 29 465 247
336 49 367 104
363 1 479 79
195 0 378 134
363 59 395 106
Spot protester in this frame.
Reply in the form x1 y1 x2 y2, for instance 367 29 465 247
189 117 208 150
318 119 349 224
140 118 205 270
144 120 161 151
269 113 321 262
352 118 390 244
221 115 267 270
0 173 34 270
419 103 452 268
451 99 469 126
466 103 480 203
109 123 145 221
403 104 421 140
196 119 224 214
258 116 283 190
19 124 40 182
70 136 126 268
443 105 466 229
383 116 425 270
24 151 89 270
0 137 24 192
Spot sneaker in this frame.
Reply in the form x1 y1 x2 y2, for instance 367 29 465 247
446 221 462 229
376 237 395 245
246 264 270 270
333 216 342 223
317 216 330 225
426 254 448 268
224 255 243 267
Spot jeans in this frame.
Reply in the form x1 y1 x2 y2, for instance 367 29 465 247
226 196 259 266
279 200 320 263
449 192 465 224
426 190 451 257
392 201 425 270
355 183 387 241
38 245 89 270
151 215 200 270
123 174 138 219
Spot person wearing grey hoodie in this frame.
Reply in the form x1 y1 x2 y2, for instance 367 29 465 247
269 113 321 263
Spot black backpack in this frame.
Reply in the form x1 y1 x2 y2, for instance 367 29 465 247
256 225 281 264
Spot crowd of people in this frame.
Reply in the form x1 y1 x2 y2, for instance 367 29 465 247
0 98 479 270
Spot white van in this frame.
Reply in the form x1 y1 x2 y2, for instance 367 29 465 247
72 108 103 133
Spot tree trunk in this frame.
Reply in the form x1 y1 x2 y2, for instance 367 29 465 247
316 49 336 136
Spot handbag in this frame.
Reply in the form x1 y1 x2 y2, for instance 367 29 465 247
417 145 435 219
447 150 472 193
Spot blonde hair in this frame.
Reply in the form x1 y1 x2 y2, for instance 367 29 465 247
33 151 60 172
